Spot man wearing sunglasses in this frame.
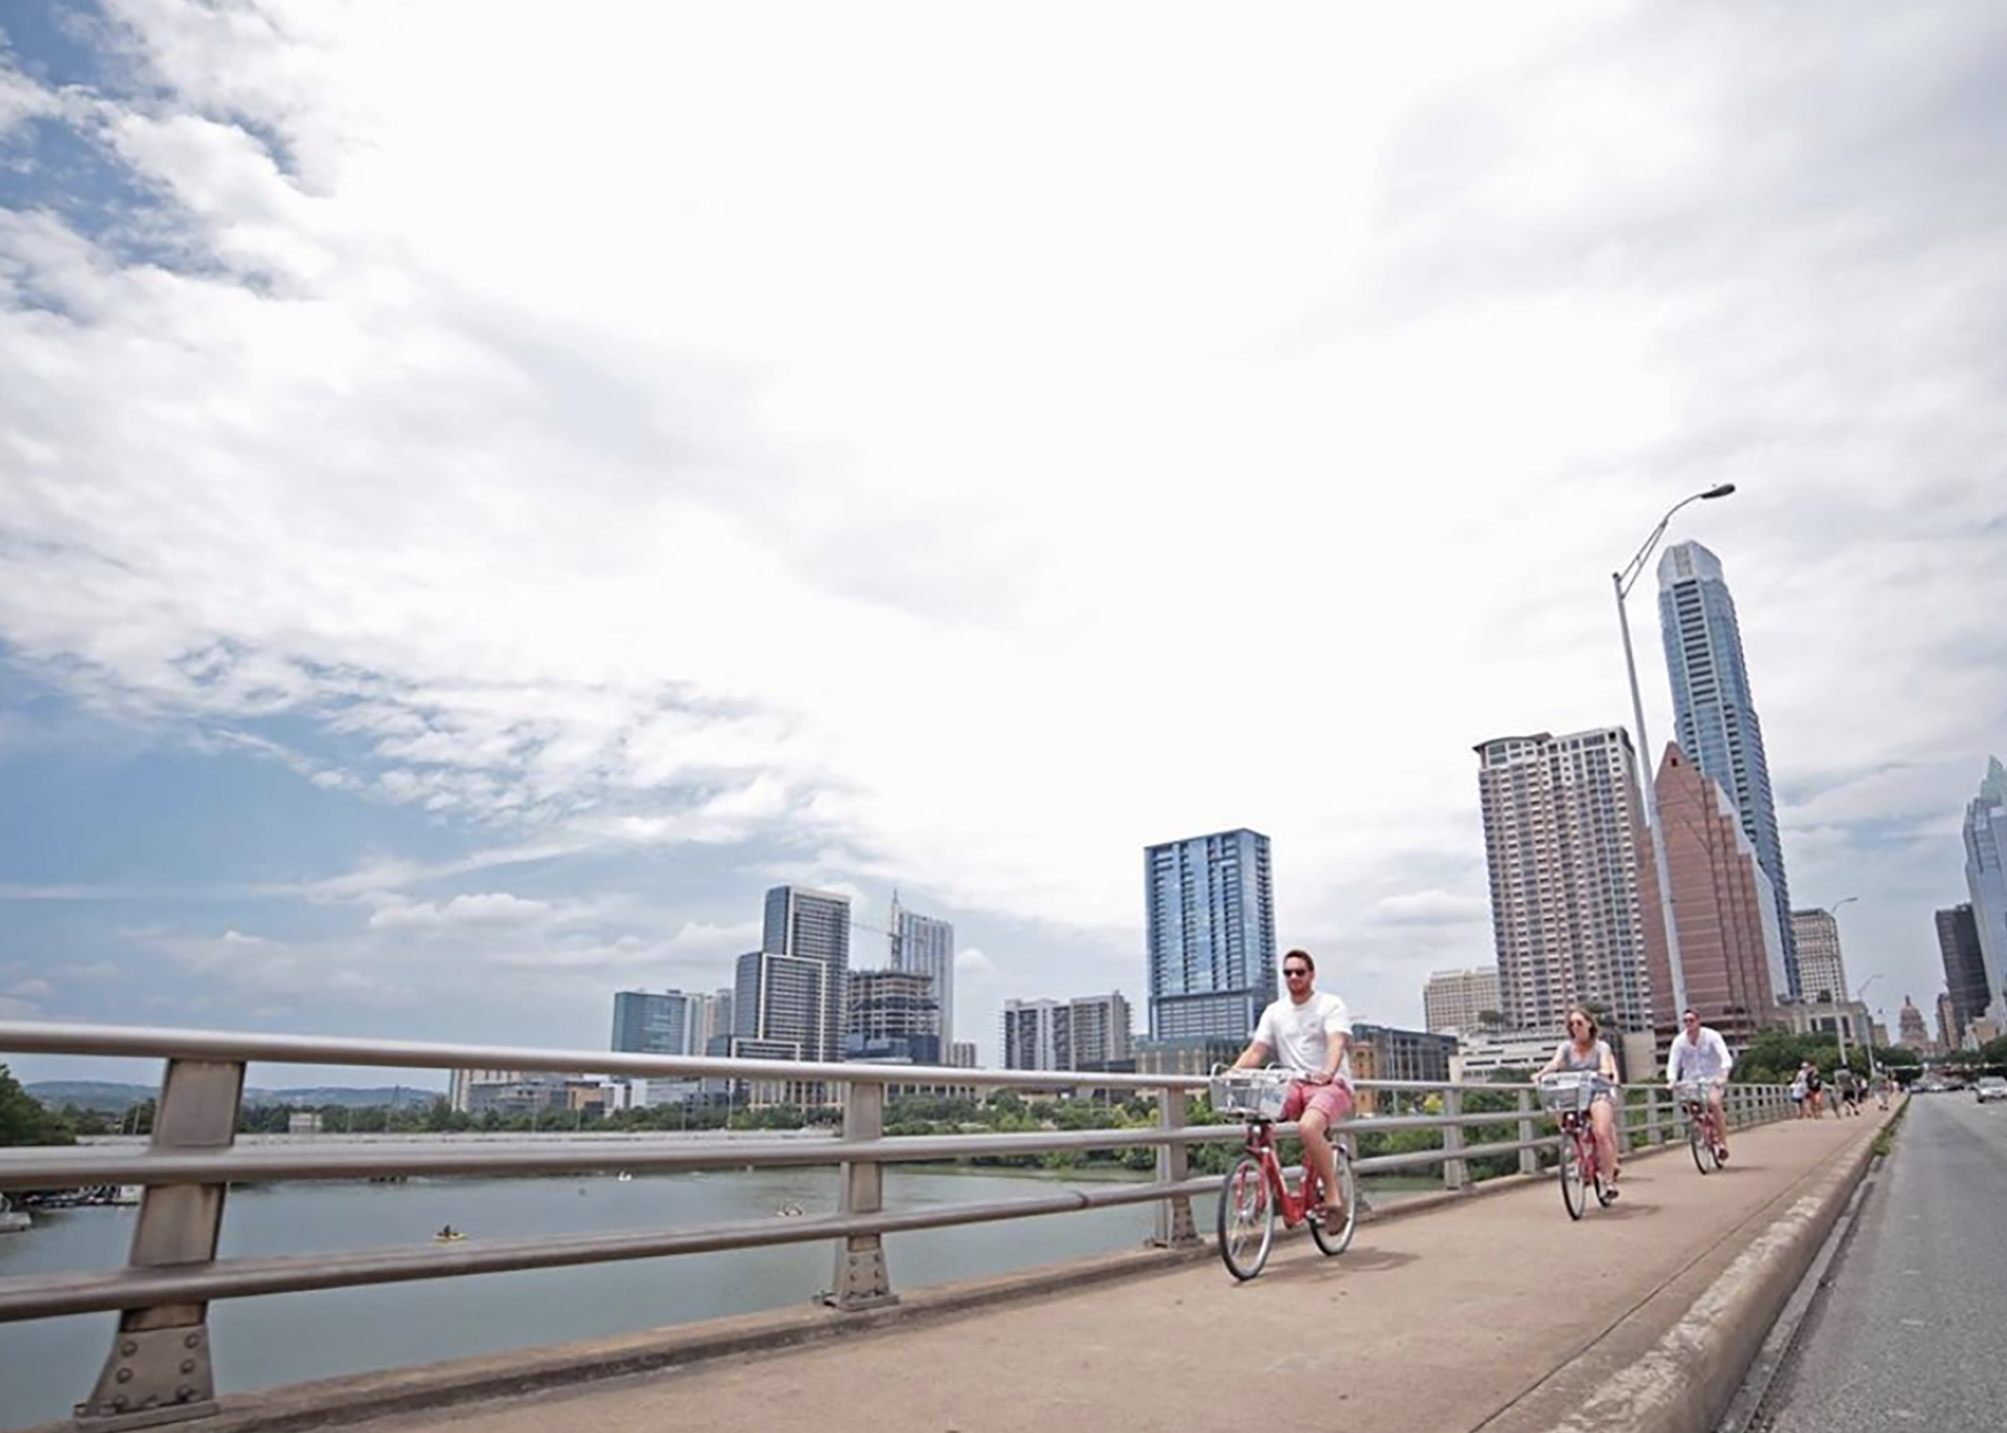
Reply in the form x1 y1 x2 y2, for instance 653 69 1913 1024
1231 948 1354 1222
1666 1008 1735 1162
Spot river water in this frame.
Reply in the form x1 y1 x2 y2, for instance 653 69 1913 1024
0 1166 1176 1429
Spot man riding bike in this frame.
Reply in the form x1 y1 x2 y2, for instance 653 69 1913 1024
1666 1008 1734 1162
1230 948 1353 1223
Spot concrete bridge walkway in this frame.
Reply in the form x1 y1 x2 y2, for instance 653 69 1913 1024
116 1109 1890 1433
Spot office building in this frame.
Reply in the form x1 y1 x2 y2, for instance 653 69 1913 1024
1936 993 1958 1053
610 989 713 1057
1474 729 1660 1035
1650 745 1785 1042
1144 828 1276 1043
1961 757 2007 1026
844 969 942 1066
1935 903 1988 1045
1657 541 1798 994
949 1041 978 1069
1423 967 1502 1035
888 894 957 1050
1349 1023 1457 1115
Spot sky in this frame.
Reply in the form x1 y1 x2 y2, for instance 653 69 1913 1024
3 1 2004 1090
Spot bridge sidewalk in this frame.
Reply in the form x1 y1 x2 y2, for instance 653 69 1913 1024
144 1110 1897 1433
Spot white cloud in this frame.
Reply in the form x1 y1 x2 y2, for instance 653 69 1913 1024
3 1 2005 1041
5 978 56 999
0 995 41 1018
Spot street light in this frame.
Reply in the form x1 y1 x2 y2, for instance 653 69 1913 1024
1613 482 1737 1025
1818 897 1860 1064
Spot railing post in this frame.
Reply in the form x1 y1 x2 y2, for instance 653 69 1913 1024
1152 1084 1198 1246
824 1080 897 1311
1516 1088 1539 1177
1441 1087 1467 1191
76 1057 242 1431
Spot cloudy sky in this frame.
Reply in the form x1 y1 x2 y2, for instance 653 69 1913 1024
3 1 2004 1088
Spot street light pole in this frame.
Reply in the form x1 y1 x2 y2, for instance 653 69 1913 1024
1821 896 1860 1066
1613 483 1737 1027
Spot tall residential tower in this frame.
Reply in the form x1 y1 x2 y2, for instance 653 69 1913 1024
1144 828 1275 1043
1474 729 1661 1034
1657 542 1798 994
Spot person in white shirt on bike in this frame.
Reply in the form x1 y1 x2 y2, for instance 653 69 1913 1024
1667 1008 1734 1162
1231 949 1353 1222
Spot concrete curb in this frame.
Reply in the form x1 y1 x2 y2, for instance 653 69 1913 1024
1474 1120 1883 1433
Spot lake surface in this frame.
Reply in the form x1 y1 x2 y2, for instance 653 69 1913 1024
0 1166 1174 1429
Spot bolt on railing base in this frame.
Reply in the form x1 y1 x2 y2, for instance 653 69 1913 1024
823 1242 900 1312
74 1325 218 1431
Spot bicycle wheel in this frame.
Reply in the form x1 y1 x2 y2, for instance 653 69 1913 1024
1688 1117 1715 1174
1559 1135 1586 1220
1309 1152 1357 1256
1217 1156 1275 1281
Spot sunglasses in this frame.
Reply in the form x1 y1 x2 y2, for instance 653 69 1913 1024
1283 968 1311 978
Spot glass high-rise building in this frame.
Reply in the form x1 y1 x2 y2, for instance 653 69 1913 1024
1143 828 1275 1043
1657 541 1798 995
611 989 705 1056
1935 903 1988 1046
1962 757 2007 1026
888 894 956 1049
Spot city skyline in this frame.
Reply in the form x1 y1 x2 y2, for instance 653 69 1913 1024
4 5 2005 1084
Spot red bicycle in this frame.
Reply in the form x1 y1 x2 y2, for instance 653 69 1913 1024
1538 1072 1617 1219
1675 1079 1727 1173
1209 1067 1357 1280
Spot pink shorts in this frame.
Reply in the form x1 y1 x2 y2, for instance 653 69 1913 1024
1280 1079 1354 1125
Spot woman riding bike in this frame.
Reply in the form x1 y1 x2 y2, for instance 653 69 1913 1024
1535 1007 1623 1196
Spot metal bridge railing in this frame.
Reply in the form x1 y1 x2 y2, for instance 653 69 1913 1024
0 1020 1791 1429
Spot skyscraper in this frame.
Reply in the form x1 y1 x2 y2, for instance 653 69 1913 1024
1961 757 2007 1027
1935 903 1989 1045
1654 746 1785 1040
757 885 851 1063
1789 909 1849 1005
1143 828 1275 1043
1657 542 1798 994
1474 729 1661 1034
888 893 956 1050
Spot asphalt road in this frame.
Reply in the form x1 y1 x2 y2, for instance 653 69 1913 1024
1761 1092 2007 1431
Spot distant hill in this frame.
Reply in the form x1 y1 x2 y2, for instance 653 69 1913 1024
28 1081 444 1113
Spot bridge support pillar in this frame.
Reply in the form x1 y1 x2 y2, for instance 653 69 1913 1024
76 1057 243 1430
1151 1086 1197 1247
1441 1088 1468 1192
825 1080 898 1311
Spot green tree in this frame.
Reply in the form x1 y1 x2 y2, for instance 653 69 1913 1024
0 1064 77 1146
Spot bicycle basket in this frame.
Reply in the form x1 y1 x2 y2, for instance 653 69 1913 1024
1208 1070 1292 1119
1536 1072 1597 1112
1673 1080 1712 1107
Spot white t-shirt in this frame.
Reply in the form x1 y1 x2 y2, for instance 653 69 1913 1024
1253 991 1353 1085
1667 1027 1733 1083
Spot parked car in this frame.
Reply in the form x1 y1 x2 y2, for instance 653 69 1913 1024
1974 1076 2007 1104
